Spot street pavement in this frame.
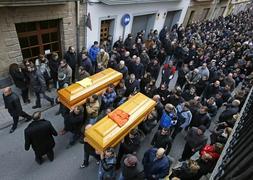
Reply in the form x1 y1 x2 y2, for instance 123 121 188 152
0 71 212 180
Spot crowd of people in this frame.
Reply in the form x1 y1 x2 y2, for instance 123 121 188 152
3 6 253 180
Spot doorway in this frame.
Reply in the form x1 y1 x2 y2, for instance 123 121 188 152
131 14 156 38
164 10 182 30
100 19 115 44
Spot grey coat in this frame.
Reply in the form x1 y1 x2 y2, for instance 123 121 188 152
29 69 47 93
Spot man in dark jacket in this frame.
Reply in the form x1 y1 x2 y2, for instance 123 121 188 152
151 128 172 155
116 129 141 169
146 59 160 80
48 52 60 88
9 63 30 103
27 65 54 109
142 147 170 179
61 106 84 148
219 100 240 122
3 87 32 133
180 126 208 161
190 106 211 129
125 74 140 97
203 80 221 100
132 57 144 81
64 46 77 83
119 154 143 180
24 111 57 164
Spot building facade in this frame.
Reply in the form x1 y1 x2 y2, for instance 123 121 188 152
86 0 190 48
0 0 86 88
183 0 216 26
227 0 252 15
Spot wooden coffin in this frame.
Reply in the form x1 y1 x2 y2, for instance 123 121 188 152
57 68 123 109
85 93 156 152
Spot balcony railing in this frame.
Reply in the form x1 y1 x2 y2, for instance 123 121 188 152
210 86 253 180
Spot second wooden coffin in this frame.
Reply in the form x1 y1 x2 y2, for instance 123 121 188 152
85 93 156 152
57 68 123 109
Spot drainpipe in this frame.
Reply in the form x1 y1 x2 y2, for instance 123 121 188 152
76 0 80 66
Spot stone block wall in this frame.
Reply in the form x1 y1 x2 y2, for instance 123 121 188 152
0 2 87 88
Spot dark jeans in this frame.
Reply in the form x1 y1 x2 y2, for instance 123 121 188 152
71 67 76 83
12 111 32 130
181 142 195 161
69 132 81 145
83 144 100 165
35 92 53 107
21 88 29 103
171 126 182 139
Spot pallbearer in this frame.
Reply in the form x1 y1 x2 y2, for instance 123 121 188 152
58 68 122 109
85 93 156 152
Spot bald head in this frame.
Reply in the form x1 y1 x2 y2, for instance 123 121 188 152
3 87 12 96
153 95 160 102
156 148 165 159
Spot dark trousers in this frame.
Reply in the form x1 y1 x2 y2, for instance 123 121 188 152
35 149 54 164
35 92 53 107
71 67 76 83
12 111 31 130
171 126 182 139
116 144 132 168
181 142 195 161
83 144 100 165
21 88 29 103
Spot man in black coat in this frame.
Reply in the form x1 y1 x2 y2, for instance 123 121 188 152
24 111 57 164
3 87 32 133
125 74 140 97
48 52 60 88
151 128 172 155
27 65 54 109
116 129 141 169
64 46 77 83
60 106 84 148
9 64 30 103
180 126 208 161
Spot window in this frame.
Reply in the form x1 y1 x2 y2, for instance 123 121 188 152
16 19 61 62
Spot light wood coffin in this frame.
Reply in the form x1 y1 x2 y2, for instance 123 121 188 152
57 68 123 109
85 93 156 152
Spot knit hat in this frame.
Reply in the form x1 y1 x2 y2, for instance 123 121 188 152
58 72 66 81
124 155 138 167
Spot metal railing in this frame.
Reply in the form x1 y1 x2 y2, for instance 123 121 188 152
210 86 253 180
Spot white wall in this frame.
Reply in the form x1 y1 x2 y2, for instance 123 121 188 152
86 0 190 48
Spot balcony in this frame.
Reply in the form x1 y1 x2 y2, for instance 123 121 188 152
0 0 78 7
210 86 253 180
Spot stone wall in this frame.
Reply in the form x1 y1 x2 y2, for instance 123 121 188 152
0 2 87 88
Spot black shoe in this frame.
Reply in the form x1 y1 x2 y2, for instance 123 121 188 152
50 99 54 106
25 117 32 122
35 157 43 165
55 111 60 116
178 158 184 162
32 105 41 109
9 128 15 133
80 162 89 168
